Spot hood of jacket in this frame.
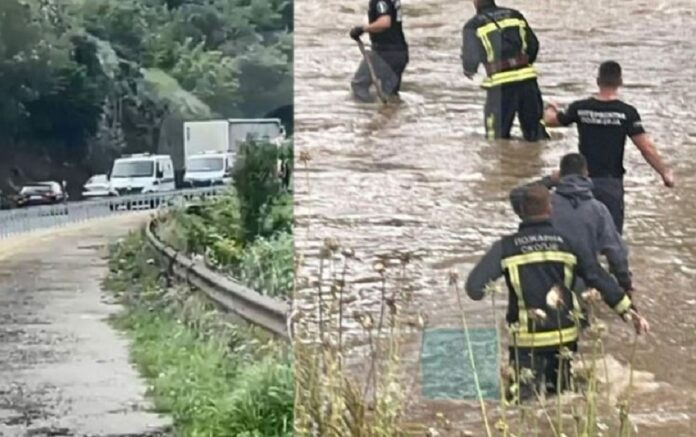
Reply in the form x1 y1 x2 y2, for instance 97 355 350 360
555 175 594 206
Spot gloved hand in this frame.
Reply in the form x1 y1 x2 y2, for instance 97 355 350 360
349 26 365 41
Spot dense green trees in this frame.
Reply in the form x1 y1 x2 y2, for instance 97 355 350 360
0 0 292 178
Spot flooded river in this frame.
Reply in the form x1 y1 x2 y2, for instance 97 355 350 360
294 0 696 435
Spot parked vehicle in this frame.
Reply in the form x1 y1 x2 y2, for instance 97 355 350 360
159 118 285 188
15 181 68 207
82 174 114 199
183 151 233 187
109 154 175 196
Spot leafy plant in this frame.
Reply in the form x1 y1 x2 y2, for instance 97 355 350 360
106 231 293 437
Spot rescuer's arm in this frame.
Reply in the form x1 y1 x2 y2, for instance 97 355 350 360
364 15 391 33
545 100 580 128
461 21 484 78
521 15 539 63
596 203 633 292
572 241 636 316
465 240 504 300
630 134 675 188
350 1 392 40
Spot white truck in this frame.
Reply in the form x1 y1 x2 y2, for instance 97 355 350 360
181 119 285 187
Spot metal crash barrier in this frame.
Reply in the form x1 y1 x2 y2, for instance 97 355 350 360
145 216 290 340
0 187 224 240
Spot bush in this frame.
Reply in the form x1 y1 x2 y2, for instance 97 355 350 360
232 139 286 241
237 231 293 298
222 356 294 436
106 231 293 437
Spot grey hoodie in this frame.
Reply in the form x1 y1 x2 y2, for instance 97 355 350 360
510 175 632 291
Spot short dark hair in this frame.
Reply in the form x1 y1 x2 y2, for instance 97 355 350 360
520 183 550 219
598 61 622 87
560 153 588 177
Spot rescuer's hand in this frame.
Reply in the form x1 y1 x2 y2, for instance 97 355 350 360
662 169 675 188
349 26 365 41
629 311 650 335
544 105 558 120
549 170 561 185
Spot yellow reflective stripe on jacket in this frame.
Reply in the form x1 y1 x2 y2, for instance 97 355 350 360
511 325 579 348
476 18 528 62
507 263 528 333
501 250 577 270
503 249 579 348
519 25 528 53
613 294 632 314
476 18 527 38
482 66 538 88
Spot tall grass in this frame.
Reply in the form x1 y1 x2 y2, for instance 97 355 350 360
106 231 293 436
292 239 422 436
295 151 641 435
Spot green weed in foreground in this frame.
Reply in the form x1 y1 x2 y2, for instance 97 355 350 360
107 232 293 437
112 310 293 437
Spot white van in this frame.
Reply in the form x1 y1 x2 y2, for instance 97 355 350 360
184 151 234 187
109 154 175 196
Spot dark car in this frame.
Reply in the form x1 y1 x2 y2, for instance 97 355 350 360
16 182 68 207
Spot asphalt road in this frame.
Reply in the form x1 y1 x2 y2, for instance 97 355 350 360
0 214 172 437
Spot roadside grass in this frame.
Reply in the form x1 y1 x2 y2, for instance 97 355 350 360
106 231 293 437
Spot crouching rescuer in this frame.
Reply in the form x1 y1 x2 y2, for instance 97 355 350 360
465 184 648 400
461 0 549 141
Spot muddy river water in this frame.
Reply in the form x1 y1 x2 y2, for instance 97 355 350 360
294 0 696 434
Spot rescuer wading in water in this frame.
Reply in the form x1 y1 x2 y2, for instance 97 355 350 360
461 0 550 141
349 0 409 102
466 184 648 400
544 61 675 234
509 153 634 300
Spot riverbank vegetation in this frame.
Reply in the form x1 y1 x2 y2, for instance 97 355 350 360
104 138 293 435
157 139 293 299
106 232 292 436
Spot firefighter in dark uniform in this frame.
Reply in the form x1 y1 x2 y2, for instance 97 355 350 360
349 0 409 102
466 184 648 400
461 0 549 141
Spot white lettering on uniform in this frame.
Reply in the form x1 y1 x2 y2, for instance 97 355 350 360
376 1 388 14
577 109 626 126
520 242 560 253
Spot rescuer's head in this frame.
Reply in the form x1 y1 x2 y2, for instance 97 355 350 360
519 183 551 221
560 153 589 177
473 0 496 12
597 61 623 89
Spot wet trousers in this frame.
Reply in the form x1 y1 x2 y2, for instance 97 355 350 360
484 78 550 142
509 343 577 401
591 176 625 234
351 49 409 102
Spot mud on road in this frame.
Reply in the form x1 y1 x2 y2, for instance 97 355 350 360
0 214 171 437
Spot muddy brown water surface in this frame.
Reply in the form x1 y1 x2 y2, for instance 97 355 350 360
295 0 696 434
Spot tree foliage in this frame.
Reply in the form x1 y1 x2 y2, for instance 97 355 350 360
0 0 292 177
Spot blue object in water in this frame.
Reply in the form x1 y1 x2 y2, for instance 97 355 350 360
420 328 499 400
